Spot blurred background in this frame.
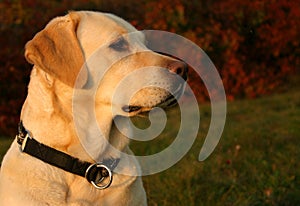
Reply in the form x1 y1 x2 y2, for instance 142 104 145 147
0 1 299 205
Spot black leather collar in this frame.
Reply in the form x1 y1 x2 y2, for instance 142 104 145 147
16 121 120 189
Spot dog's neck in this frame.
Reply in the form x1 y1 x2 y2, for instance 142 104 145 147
20 67 130 163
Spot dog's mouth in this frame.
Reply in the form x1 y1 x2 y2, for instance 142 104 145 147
122 84 184 114
122 105 143 113
122 96 177 113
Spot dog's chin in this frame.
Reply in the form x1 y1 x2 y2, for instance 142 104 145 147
121 83 185 116
122 94 182 116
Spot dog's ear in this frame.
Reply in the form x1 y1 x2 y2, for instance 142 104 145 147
25 12 87 87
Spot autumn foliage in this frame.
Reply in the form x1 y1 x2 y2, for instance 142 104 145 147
0 0 299 136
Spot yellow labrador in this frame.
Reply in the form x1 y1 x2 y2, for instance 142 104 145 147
0 11 187 205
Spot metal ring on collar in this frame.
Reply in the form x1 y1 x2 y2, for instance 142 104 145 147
85 163 113 189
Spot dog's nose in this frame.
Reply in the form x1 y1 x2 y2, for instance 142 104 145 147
168 61 188 80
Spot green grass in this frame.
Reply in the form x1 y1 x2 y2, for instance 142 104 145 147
1 89 299 205
132 89 300 206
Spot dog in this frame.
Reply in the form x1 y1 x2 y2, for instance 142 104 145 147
0 11 187 205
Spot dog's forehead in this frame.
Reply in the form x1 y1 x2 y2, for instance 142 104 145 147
75 11 145 57
78 12 136 37
102 14 145 44
103 13 137 33
75 11 143 49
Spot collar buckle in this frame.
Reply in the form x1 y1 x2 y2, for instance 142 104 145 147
85 163 113 189
16 122 32 152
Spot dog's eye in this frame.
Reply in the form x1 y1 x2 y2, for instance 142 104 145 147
109 37 129 51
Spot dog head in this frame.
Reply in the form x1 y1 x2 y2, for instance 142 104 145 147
23 11 189 160
25 11 187 118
